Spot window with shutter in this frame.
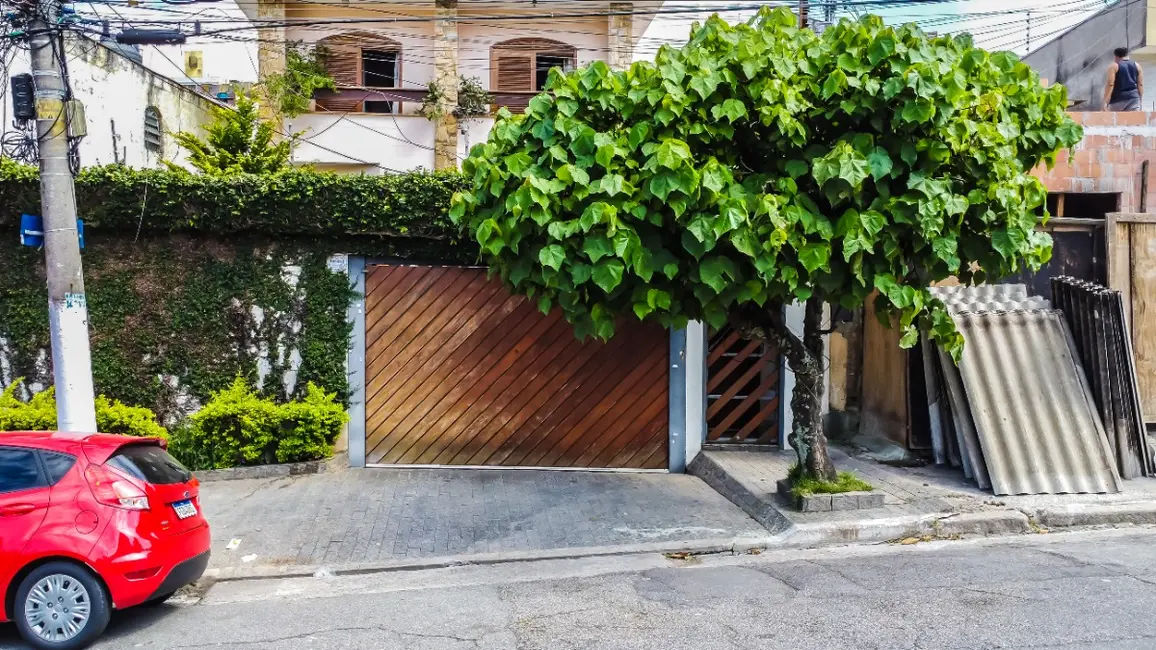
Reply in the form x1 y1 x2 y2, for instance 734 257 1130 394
143 106 162 154
496 54 533 92
362 49 398 113
491 38 577 112
314 32 402 113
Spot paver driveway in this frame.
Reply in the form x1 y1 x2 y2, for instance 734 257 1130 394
199 467 766 570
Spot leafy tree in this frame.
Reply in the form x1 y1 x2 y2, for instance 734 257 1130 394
170 94 292 175
259 43 338 119
450 8 1082 481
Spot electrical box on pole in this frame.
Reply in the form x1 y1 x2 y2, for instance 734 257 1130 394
10 73 33 121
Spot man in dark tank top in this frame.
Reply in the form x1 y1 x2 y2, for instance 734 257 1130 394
1105 47 1144 111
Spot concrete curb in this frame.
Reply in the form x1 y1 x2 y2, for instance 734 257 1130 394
204 536 775 582
687 453 792 533
196 505 1156 591
774 509 1033 548
196 454 347 482
1028 502 1156 529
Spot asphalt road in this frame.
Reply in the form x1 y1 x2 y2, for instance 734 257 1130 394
4 528 1156 649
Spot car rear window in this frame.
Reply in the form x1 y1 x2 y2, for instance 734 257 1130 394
41 452 77 485
106 445 192 485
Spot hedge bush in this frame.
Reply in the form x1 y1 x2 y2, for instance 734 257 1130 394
0 381 57 431
0 377 347 471
0 379 168 438
0 158 467 241
181 377 347 470
277 382 348 463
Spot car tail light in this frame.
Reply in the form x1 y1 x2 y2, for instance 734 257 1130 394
85 465 150 510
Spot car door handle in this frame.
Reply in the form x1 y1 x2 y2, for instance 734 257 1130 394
0 504 38 516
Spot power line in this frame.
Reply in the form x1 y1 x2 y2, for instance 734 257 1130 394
72 0 1111 60
78 0 971 36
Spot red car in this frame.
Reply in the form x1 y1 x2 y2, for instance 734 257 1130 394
0 432 210 650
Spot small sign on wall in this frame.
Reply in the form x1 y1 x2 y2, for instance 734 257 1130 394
327 253 348 274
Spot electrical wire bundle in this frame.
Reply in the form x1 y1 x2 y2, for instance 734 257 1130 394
0 1 36 164
0 0 85 172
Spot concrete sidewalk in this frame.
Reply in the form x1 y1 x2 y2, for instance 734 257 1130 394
691 446 1156 547
198 467 767 577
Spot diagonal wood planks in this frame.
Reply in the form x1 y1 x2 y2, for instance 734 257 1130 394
363 265 669 469
706 325 781 444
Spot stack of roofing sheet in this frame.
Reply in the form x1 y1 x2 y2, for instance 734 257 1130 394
924 284 1122 495
1051 277 1152 479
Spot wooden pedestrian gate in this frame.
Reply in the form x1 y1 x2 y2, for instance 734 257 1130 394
362 264 669 469
706 325 782 444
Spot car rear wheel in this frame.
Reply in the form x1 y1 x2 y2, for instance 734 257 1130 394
14 562 110 650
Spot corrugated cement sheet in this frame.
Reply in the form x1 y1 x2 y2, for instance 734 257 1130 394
931 284 1028 302
927 286 1041 490
955 310 1121 495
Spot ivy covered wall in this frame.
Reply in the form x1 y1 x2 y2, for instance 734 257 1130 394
0 235 358 422
0 161 475 422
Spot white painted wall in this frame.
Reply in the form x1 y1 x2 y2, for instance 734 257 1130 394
1 35 217 169
289 113 438 170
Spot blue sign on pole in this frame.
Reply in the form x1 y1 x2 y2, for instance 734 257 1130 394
19 214 42 247
18 214 84 249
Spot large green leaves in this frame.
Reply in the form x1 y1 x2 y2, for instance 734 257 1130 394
451 5 1081 356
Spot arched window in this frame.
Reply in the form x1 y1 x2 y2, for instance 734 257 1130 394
490 38 576 111
315 31 402 113
143 106 162 154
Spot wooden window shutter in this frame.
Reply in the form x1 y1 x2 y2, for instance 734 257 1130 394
493 53 532 92
314 32 400 113
320 36 360 87
490 39 576 113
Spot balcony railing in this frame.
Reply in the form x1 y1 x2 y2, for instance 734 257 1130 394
312 87 541 114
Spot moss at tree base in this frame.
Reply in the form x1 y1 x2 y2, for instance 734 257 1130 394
787 463 874 498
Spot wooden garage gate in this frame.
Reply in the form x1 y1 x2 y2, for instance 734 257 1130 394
363 264 670 469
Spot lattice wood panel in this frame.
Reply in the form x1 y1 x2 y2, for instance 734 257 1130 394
363 265 669 468
706 325 781 444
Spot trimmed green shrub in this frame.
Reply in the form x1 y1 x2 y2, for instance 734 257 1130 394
0 381 56 431
166 420 217 472
0 376 344 470
95 395 169 439
183 376 345 469
188 377 281 468
0 378 168 438
276 382 347 463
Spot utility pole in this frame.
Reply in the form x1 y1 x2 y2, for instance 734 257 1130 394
799 0 809 29
29 0 98 432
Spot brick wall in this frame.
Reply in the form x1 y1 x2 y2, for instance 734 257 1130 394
1034 111 1156 213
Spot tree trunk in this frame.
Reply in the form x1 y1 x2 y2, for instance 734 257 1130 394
729 298 838 483
793 297 837 481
